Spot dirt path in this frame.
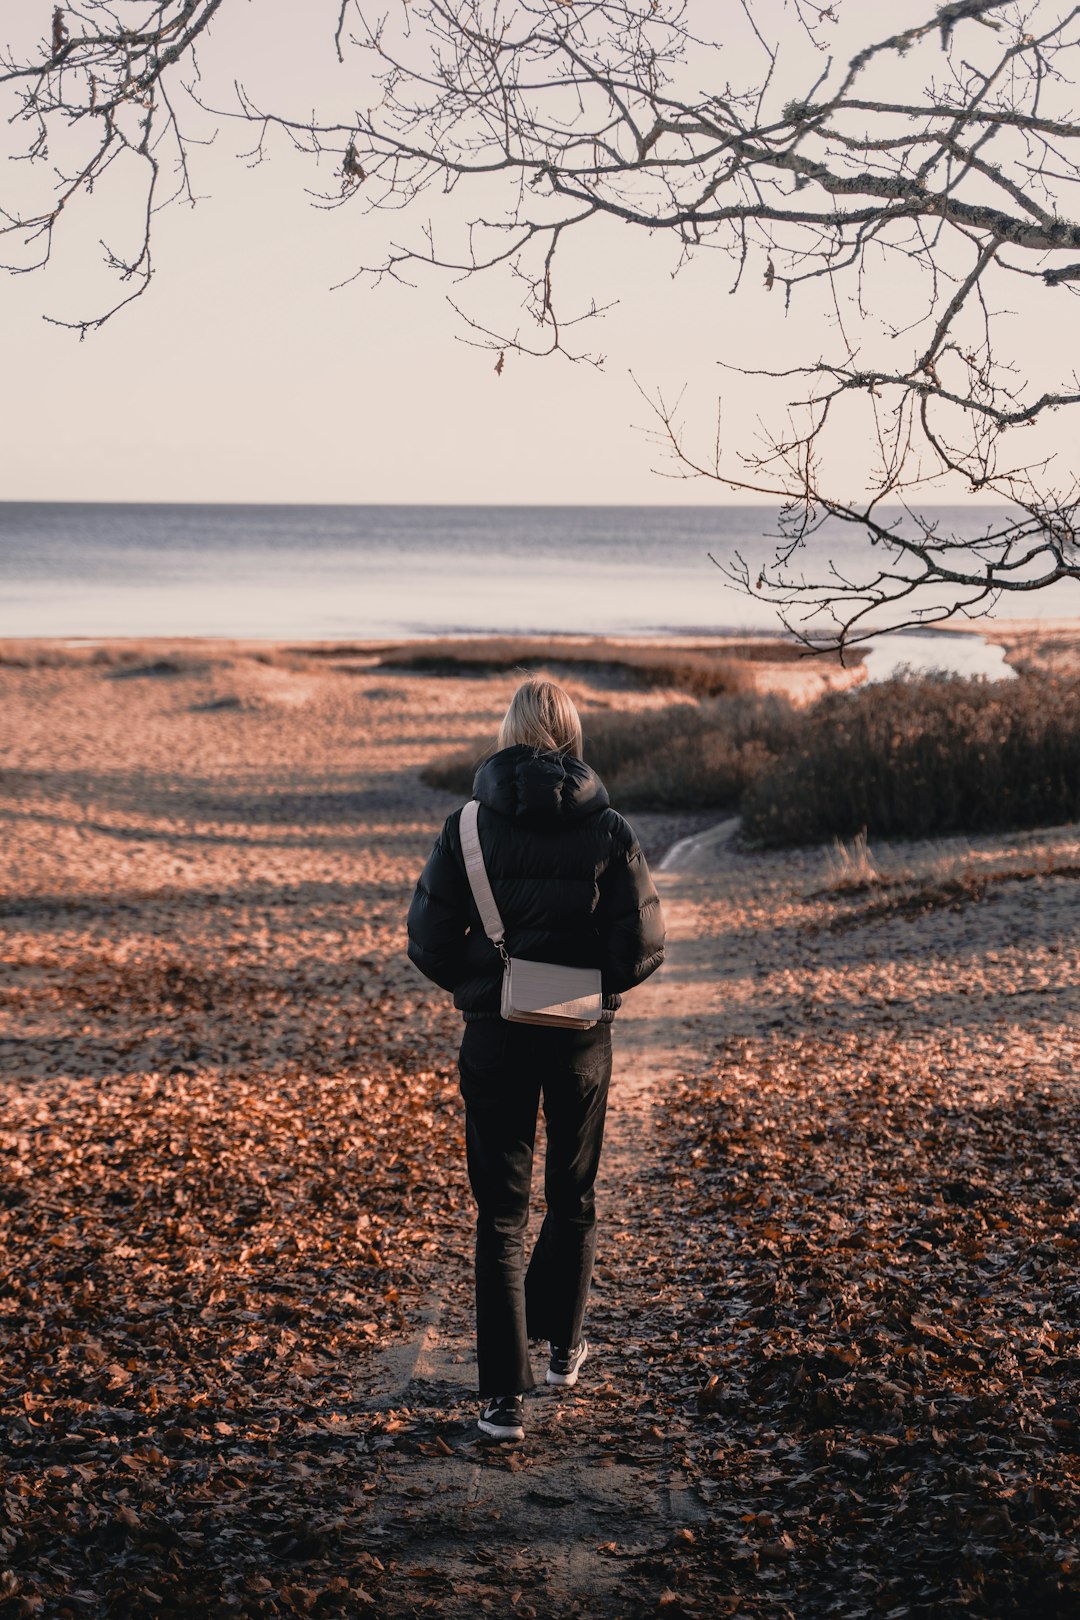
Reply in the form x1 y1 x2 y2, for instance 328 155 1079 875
354 836 735 1619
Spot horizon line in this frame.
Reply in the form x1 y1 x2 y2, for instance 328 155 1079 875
0 496 1016 511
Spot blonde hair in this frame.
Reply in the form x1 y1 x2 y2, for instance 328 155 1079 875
497 676 583 759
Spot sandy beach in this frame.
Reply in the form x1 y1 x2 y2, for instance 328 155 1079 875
3 635 1080 1616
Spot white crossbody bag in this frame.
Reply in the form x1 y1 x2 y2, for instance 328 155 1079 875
459 799 603 1030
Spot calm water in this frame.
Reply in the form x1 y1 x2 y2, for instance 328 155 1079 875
3 502 1076 675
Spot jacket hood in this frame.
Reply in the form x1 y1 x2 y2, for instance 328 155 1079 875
473 744 609 824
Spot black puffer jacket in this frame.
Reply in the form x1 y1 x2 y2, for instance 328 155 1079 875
407 745 665 1020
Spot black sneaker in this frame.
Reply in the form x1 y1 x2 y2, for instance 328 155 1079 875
477 1394 525 1441
546 1339 589 1387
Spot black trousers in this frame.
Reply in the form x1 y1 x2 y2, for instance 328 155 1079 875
457 1017 613 1396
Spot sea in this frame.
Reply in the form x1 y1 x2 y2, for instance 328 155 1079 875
3 502 1078 680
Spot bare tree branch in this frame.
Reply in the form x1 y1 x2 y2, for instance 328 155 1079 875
6 1 1080 643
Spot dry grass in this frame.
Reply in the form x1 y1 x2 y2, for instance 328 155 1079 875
823 830 883 893
373 637 810 696
743 673 1080 846
812 824 1080 929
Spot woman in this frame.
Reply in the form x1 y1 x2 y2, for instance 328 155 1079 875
406 676 665 1441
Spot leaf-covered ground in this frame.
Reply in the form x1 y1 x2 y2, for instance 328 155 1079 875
638 1030 1080 1615
3 645 1080 1617
626 830 1080 1616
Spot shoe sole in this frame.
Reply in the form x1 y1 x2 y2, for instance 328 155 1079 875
546 1341 589 1387
477 1418 525 1441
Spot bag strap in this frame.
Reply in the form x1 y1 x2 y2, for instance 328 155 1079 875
459 799 507 952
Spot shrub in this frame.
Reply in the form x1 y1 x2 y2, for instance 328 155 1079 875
586 695 799 810
422 693 799 811
742 673 1080 846
425 671 1080 849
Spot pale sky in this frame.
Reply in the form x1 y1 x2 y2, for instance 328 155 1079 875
1 0 1075 506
